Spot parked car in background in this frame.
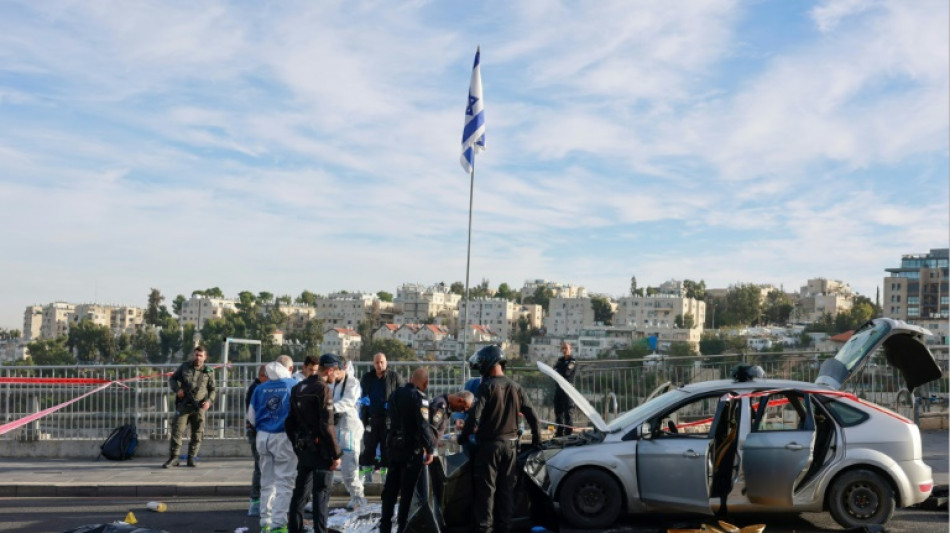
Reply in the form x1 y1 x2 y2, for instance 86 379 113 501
524 318 942 529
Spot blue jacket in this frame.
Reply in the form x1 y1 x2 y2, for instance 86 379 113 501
247 377 297 434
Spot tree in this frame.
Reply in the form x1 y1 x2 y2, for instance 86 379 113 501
495 283 516 301
257 292 275 306
683 279 706 301
674 313 696 329
591 296 613 325
699 337 725 356
130 327 161 363
720 284 763 326
276 295 292 305
146 288 164 326
0 328 21 340
26 337 75 365
450 282 464 295
67 319 116 363
172 294 186 317
159 317 183 361
377 291 393 303
615 341 652 359
296 290 318 306
364 338 417 362
204 287 225 298
762 291 794 325
668 341 696 357
182 323 197 354
524 287 554 312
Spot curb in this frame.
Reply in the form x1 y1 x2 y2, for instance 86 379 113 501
0 481 384 499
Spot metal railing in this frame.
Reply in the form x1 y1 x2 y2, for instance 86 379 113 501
1 349 946 442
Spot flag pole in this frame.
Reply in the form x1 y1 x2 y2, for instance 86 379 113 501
461 163 475 381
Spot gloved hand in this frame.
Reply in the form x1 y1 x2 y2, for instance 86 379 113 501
357 396 371 407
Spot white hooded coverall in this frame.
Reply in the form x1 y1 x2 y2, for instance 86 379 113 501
332 361 365 499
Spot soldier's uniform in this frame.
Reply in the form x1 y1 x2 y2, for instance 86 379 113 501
379 382 436 533
167 360 216 464
553 354 577 436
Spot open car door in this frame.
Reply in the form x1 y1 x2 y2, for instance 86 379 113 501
636 393 734 515
742 391 817 507
816 318 942 392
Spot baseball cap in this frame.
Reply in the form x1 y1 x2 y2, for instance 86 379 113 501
319 353 342 368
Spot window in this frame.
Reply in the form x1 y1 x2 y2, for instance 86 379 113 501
752 392 807 432
822 399 869 427
655 394 722 438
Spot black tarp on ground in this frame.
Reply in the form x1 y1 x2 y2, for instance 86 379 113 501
404 449 558 533
62 524 169 533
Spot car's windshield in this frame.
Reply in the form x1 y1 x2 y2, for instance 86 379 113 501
832 320 891 372
606 389 691 432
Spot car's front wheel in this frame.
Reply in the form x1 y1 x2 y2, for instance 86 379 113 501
827 469 896 529
559 468 622 529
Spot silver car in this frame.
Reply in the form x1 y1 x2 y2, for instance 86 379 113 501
524 318 942 529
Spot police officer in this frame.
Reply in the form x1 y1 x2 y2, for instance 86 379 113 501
164 346 216 468
429 390 474 441
459 345 540 533
286 353 342 533
379 368 436 533
358 352 404 482
553 341 577 437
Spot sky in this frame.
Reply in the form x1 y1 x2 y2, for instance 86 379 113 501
1 0 947 330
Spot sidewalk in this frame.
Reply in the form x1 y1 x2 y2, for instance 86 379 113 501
0 430 945 498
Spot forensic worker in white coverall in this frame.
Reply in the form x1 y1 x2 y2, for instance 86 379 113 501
332 357 367 511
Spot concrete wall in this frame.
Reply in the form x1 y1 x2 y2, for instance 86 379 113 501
0 438 253 459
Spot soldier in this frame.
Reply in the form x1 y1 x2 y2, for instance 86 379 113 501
553 341 577 437
459 345 541 533
164 346 216 468
379 368 436 533
286 353 342 533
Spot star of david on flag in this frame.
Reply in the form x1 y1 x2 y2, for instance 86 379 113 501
460 47 485 174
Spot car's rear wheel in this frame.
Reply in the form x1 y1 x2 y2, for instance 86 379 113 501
827 469 896 529
559 468 622 529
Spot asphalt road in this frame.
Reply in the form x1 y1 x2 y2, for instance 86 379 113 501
0 496 946 533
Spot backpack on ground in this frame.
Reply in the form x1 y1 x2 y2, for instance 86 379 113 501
99 423 138 461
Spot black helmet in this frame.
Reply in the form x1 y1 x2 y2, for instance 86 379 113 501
469 345 506 377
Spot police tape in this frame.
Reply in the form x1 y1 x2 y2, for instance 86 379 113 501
0 381 116 436
0 377 113 385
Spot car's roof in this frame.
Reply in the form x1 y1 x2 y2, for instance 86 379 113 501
677 378 827 394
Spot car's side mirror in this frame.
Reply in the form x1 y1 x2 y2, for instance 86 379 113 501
636 422 653 440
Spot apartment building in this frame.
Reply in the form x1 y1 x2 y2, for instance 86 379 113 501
321 327 362 360
22 305 42 341
543 297 596 337
394 284 460 325
884 248 949 345
70 304 145 334
312 292 388 330
797 278 854 323
520 279 587 301
459 298 515 341
41 302 74 339
180 295 238 330
613 294 706 331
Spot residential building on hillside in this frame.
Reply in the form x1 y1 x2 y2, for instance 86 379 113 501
394 324 422 346
181 295 238 330
797 278 854 323
394 284 460 325
372 323 400 341
321 327 362 360
884 248 949 346
613 294 706 331
312 292 389 330
22 305 42 341
458 298 524 341
544 297 596 336
520 279 587 301
70 304 145 335
41 302 74 339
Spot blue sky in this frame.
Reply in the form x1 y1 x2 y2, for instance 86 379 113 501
1 0 947 329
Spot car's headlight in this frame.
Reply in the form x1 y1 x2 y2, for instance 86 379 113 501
524 448 561 488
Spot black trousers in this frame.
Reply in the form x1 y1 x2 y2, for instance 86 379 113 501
379 450 424 533
359 415 389 468
472 439 518 533
288 450 333 533
554 394 574 437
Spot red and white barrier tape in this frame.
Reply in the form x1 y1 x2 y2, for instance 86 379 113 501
0 381 116 436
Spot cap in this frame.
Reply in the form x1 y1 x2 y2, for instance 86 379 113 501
319 353 342 368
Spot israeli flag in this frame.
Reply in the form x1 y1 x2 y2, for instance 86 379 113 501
460 47 486 174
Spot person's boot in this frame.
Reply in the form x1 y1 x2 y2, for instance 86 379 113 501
162 456 179 468
186 456 197 467
247 498 260 517
360 466 373 484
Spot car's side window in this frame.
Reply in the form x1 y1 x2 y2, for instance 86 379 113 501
655 394 720 438
752 392 806 432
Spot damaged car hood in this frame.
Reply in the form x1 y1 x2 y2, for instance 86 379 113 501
537 361 608 432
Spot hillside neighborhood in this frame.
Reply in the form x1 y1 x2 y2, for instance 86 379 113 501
3 248 947 365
